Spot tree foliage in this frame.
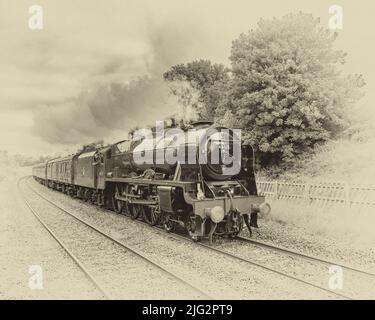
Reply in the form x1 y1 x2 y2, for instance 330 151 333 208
225 13 365 165
163 60 229 119
164 13 365 167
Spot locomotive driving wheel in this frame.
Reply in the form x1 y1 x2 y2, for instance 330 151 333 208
143 204 160 226
124 185 141 220
112 184 124 214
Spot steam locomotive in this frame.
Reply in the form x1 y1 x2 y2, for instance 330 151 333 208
32 121 269 243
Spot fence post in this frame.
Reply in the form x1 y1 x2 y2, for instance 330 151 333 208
305 182 311 205
344 182 351 207
274 180 279 200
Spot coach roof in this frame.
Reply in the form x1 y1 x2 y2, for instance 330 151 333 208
48 154 75 164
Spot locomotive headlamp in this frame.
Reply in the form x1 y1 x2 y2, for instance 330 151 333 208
207 206 225 223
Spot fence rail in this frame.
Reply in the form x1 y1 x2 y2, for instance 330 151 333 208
256 180 375 207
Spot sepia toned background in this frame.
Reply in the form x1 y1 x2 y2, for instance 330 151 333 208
0 0 374 157
1 0 375 300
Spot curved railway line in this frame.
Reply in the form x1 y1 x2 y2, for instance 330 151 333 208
23 176 375 300
18 178 112 300
19 176 214 300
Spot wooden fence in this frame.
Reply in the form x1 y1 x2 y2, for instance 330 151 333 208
256 180 375 207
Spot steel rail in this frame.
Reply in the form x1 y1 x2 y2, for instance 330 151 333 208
73 199 355 300
148 227 354 300
17 177 112 299
236 235 375 278
26 176 354 300
23 177 214 300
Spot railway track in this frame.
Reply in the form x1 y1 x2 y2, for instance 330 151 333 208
152 228 354 300
108 214 358 299
19 176 214 300
18 178 111 300
235 236 375 278
25 176 373 299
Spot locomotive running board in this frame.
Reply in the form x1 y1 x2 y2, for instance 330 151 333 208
114 194 157 206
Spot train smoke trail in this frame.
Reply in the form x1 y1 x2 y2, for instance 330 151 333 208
32 18 207 146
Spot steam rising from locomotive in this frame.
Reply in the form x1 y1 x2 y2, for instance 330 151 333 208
33 120 269 243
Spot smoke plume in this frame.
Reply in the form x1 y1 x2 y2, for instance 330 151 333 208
32 18 207 146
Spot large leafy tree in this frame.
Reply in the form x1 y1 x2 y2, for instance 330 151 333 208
226 13 365 165
163 59 229 119
163 13 365 167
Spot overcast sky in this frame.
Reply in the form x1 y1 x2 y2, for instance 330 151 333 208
0 0 374 157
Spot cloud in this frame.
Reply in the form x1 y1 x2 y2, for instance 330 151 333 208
32 78 179 144
5 0 372 157
31 10 210 146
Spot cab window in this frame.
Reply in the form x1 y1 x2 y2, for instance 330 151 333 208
115 141 131 154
